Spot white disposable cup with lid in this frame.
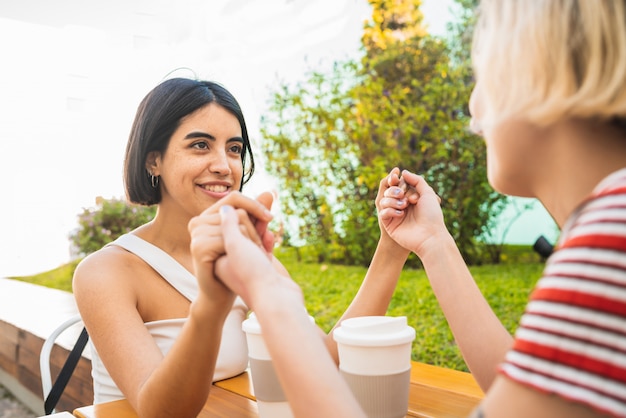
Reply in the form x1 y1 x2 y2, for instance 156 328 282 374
242 312 315 418
333 316 416 418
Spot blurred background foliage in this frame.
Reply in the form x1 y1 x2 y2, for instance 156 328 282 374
68 0 512 268
69 197 156 256
261 0 501 267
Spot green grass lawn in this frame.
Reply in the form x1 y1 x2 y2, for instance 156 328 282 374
276 247 543 372
9 246 544 372
10 259 81 293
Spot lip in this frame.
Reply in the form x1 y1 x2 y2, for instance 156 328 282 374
197 181 232 199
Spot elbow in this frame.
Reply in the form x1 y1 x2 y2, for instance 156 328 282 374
135 389 209 418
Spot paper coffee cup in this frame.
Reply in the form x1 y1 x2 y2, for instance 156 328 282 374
333 316 416 418
242 312 314 418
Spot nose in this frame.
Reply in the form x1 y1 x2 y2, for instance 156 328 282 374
468 82 483 135
469 84 479 118
209 150 231 176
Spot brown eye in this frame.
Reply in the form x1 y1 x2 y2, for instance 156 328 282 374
192 141 209 150
229 144 243 154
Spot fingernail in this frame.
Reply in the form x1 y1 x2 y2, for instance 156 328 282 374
393 188 401 196
219 205 234 216
396 200 405 206
264 209 273 219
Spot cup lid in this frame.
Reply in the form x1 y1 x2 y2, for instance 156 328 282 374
333 316 415 346
242 312 262 334
242 311 315 335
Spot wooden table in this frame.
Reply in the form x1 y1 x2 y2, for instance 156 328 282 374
73 361 483 417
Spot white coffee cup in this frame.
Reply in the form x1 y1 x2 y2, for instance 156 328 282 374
333 316 416 418
242 312 314 418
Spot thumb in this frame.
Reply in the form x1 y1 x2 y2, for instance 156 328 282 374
401 170 442 205
254 191 274 239
219 205 241 247
255 191 274 211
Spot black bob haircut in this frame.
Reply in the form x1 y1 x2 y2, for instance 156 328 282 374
124 78 255 205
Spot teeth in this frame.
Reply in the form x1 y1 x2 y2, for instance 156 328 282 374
203 185 228 193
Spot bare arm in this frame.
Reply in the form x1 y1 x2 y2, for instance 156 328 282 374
323 233 409 362
379 169 512 390
215 205 365 417
321 173 413 362
74 192 274 418
254 288 365 418
416 233 512 389
73 252 231 418
477 376 610 418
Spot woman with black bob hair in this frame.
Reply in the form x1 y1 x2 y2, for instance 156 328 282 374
74 77 269 417
73 77 411 417
125 78 255 205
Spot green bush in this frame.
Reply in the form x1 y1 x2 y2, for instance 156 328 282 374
70 197 156 256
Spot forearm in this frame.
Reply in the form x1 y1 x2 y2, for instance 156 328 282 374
325 237 409 362
417 232 513 391
135 295 229 418
254 288 365 418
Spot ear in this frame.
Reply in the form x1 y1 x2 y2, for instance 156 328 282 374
145 151 161 176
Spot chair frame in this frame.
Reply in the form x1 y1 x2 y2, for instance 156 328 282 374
39 314 85 414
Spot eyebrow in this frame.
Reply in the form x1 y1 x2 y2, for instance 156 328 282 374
184 132 215 141
184 131 244 143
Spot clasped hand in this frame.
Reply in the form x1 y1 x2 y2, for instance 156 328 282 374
188 191 302 312
188 191 275 307
377 168 446 257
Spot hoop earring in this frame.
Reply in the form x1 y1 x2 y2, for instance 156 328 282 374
151 175 159 189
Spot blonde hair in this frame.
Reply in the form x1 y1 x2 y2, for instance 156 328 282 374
472 0 626 127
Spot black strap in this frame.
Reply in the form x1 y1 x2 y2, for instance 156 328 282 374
44 326 89 415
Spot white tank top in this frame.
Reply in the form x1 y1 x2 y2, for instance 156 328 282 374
90 234 249 404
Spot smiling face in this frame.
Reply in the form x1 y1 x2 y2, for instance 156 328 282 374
147 103 244 218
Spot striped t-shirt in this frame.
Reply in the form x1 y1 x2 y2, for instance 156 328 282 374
500 169 626 417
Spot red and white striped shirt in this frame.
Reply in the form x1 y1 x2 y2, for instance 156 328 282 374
500 169 626 417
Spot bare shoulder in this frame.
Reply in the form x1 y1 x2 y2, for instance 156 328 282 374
74 245 131 285
72 244 145 308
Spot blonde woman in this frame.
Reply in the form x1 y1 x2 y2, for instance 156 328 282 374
205 1 626 417
381 2 626 416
